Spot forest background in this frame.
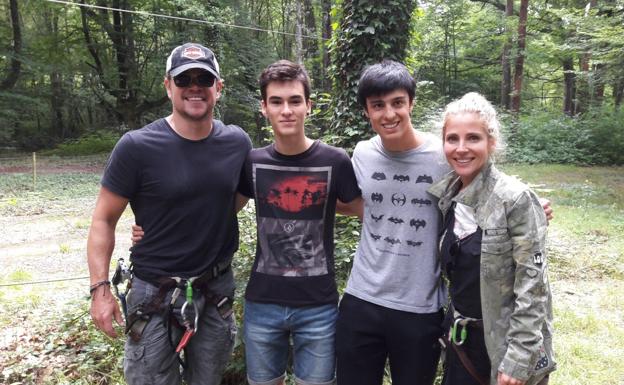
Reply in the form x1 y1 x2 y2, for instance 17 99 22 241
1 0 623 384
1 0 623 160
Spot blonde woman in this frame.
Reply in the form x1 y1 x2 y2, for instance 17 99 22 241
428 93 555 385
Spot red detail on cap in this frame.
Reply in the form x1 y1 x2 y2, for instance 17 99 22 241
182 46 205 60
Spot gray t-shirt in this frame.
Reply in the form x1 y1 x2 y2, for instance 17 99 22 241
345 132 450 313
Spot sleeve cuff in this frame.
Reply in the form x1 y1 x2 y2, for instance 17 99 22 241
498 355 531 382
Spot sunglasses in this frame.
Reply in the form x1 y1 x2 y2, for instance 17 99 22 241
172 72 216 88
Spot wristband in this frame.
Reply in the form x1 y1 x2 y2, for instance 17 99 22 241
89 280 111 295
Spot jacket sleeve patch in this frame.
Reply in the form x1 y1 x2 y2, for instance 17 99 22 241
533 251 544 266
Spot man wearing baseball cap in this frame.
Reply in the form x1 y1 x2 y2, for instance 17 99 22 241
87 43 252 385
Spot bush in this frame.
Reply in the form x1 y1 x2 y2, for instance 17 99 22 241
504 107 624 165
45 130 121 156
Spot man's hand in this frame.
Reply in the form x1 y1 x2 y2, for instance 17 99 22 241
87 186 129 338
539 197 553 223
90 285 124 338
131 224 144 245
497 372 526 385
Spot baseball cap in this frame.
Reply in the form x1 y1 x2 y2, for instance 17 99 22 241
165 43 220 79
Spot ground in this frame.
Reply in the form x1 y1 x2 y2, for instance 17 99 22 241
1 157 623 384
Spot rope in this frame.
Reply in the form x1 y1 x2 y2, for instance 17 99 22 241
0 276 90 287
45 0 327 40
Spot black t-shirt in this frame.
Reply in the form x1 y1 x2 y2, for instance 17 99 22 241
102 118 252 283
238 140 361 306
441 206 483 319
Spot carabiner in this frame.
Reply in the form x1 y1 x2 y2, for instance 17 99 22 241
451 318 468 346
180 299 200 333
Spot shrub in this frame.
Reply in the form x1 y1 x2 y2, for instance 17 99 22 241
45 131 121 156
504 107 624 165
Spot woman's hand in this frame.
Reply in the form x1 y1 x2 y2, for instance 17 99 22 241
497 372 526 385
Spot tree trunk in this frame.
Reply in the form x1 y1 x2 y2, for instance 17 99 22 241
0 0 22 90
615 80 624 108
321 0 332 91
592 62 605 104
510 0 529 114
50 72 65 139
79 0 167 128
500 0 513 109
577 0 598 114
295 1 304 64
302 0 317 59
330 0 416 147
562 57 576 116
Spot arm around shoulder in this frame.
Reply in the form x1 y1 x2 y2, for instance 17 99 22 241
337 197 363 221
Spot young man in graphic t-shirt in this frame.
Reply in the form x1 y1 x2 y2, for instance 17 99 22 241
335 60 449 385
237 60 361 385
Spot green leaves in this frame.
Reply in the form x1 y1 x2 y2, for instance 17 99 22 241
328 0 417 148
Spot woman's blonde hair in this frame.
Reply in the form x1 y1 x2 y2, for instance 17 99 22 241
442 92 506 154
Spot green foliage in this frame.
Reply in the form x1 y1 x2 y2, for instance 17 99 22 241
410 0 504 103
329 0 417 148
44 131 121 156
505 107 624 165
333 215 361 289
308 92 333 142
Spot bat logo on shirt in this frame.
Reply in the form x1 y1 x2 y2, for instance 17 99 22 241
370 233 381 241
384 236 401 245
411 198 432 207
371 213 384 222
391 193 406 206
415 175 433 184
371 193 383 203
407 240 423 247
388 216 404 224
393 174 410 182
372 172 387 181
409 219 426 230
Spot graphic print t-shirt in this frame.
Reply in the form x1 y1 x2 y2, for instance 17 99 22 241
345 133 451 313
239 140 360 306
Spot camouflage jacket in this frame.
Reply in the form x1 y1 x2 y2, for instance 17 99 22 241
429 162 555 384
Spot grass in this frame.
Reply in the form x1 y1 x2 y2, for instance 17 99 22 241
501 164 624 280
500 164 624 385
1 162 623 384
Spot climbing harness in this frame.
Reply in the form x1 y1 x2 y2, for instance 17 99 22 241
124 260 233 364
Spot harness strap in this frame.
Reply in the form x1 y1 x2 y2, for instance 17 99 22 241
125 261 231 342
446 305 487 385
142 261 231 315
447 335 489 385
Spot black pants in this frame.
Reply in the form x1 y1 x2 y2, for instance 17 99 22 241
335 293 443 385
